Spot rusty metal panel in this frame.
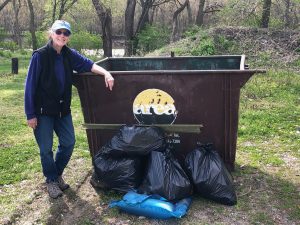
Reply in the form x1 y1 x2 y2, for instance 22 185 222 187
73 56 265 171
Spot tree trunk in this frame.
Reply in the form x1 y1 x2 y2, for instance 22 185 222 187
124 0 136 56
135 0 153 35
58 0 78 20
284 0 291 28
186 0 192 25
92 0 113 57
101 9 113 57
27 0 37 50
171 0 188 42
149 5 156 25
12 0 22 47
260 0 272 28
0 0 11 12
52 0 57 23
195 0 205 26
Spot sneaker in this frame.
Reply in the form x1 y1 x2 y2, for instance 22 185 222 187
57 176 70 191
46 182 63 199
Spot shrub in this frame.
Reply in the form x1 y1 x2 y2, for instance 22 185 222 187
137 24 170 53
0 27 8 41
23 31 48 49
0 41 18 51
68 31 102 52
214 35 234 53
182 25 201 38
0 50 12 58
191 38 215 56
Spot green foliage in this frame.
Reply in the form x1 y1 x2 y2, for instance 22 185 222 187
0 27 8 41
214 35 234 53
68 31 102 52
290 58 300 67
0 41 18 51
191 38 215 56
137 24 170 53
23 31 48 49
240 14 261 28
0 50 12 58
182 25 201 38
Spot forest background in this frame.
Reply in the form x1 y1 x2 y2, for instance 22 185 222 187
0 0 299 57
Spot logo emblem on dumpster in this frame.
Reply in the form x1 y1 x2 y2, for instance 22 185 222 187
133 89 178 125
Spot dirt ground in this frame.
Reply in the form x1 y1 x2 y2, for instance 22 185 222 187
1 154 299 225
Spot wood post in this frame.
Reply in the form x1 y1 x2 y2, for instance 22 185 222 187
12 58 18 74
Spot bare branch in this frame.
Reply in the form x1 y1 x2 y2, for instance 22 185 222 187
0 0 11 12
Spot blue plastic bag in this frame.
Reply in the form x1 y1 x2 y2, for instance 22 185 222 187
109 191 192 219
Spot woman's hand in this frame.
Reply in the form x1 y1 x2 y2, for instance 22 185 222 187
104 73 114 91
27 118 37 129
91 64 115 91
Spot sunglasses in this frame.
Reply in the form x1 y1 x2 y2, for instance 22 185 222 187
55 30 71 37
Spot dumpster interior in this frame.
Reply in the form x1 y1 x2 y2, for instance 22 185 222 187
98 56 244 71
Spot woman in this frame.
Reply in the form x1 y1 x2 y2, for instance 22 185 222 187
24 20 114 198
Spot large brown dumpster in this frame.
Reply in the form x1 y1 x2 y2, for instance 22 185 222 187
72 55 265 171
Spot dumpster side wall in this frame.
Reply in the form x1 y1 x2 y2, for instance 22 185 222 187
73 71 255 171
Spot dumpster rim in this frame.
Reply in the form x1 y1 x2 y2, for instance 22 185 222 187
74 69 266 76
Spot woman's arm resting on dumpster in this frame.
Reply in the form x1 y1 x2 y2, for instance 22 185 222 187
91 64 114 91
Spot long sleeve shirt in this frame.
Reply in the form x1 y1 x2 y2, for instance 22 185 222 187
24 48 94 120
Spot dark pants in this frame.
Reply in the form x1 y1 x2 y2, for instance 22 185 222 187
34 114 75 183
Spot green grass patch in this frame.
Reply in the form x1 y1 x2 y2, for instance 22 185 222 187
0 49 31 73
239 69 300 150
0 71 90 185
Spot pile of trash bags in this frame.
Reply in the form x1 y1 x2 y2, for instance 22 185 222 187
93 125 237 219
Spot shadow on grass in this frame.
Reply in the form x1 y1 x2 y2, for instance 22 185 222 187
46 187 104 225
86 164 300 225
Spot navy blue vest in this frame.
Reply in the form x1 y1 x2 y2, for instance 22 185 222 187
34 42 73 117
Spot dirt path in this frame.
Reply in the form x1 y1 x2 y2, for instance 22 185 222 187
2 154 299 225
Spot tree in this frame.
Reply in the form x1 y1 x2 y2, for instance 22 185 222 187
27 0 37 50
0 0 11 12
12 0 22 47
51 0 78 23
260 0 272 28
195 0 205 26
284 0 291 28
124 0 172 55
171 0 189 42
124 0 136 56
186 0 192 25
92 0 112 57
136 0 172 34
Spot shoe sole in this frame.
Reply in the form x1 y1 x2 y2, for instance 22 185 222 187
49 192 63 199
59 185 70 191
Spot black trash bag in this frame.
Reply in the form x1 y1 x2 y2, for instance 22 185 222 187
93 152 144 193
101 125 166 157
139 147 193 201
184 143 237 205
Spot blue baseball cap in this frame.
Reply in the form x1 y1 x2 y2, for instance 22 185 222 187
51 20 72 33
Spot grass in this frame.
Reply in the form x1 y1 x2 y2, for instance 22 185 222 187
0 49 31 73
0 51 299 224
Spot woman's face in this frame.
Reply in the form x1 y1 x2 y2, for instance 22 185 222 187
51 29 71 48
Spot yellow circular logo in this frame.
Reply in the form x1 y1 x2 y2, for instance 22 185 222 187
133 89 177 124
